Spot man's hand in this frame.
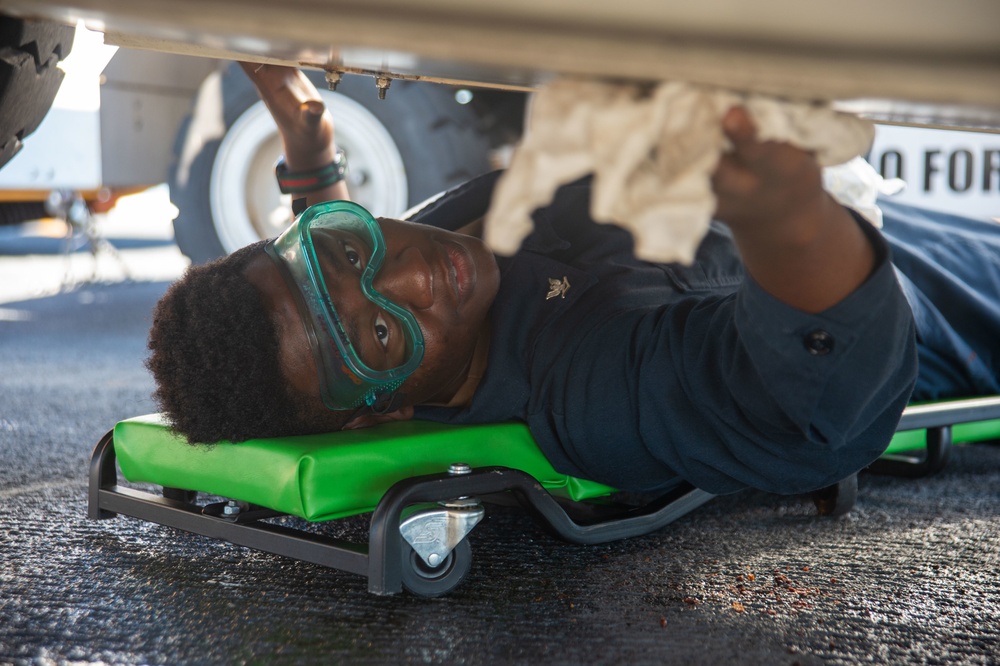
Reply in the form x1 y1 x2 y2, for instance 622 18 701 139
713 108 825 234
711 107 875 313
239 62 349 204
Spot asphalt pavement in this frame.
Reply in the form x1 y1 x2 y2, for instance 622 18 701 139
1 197 999 665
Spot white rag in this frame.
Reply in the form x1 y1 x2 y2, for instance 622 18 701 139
484 79 885 264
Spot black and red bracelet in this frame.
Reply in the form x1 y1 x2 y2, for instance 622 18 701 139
274 148 348 194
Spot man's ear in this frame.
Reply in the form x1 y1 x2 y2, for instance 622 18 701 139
343 405 414 431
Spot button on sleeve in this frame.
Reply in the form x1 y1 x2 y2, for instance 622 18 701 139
804 329 835 356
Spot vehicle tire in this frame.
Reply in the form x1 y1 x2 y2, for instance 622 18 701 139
400 537 472 598
0 17 75 169
169 63 493 264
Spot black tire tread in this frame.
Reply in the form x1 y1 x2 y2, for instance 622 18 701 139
0 17 75 169
400 537 473 597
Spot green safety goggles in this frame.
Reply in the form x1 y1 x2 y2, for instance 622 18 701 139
265 200 425 411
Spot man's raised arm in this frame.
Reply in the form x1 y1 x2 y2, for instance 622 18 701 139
712 107 876 313
240 63 350 208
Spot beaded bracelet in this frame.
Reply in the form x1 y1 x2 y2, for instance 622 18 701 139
274 148 348 194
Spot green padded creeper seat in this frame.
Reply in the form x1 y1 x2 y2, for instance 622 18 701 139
90 415 713 596
112 414 617 521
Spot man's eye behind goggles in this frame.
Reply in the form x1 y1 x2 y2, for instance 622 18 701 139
264 200 425 411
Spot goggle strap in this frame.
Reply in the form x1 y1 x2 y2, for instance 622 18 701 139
369 391 405 415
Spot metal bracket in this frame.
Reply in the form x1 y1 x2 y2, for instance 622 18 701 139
202 499 285 524
870 396 1000 478
869 426 952 478
399 501 484 568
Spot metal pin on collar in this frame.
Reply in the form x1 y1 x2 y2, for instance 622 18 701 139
546 276 570 300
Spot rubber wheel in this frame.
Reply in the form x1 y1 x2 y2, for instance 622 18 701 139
0 17 75 169
169 63 493 264
810 474 858 517
400 537 472 597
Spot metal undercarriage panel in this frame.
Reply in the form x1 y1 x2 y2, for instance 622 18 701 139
2 0 998 128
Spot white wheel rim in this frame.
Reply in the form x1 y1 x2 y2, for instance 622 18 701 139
210 91 408 253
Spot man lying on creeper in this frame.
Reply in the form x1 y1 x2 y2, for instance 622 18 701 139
147 64 1000 497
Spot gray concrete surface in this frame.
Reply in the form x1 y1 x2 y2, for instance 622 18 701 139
1 201 999 665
